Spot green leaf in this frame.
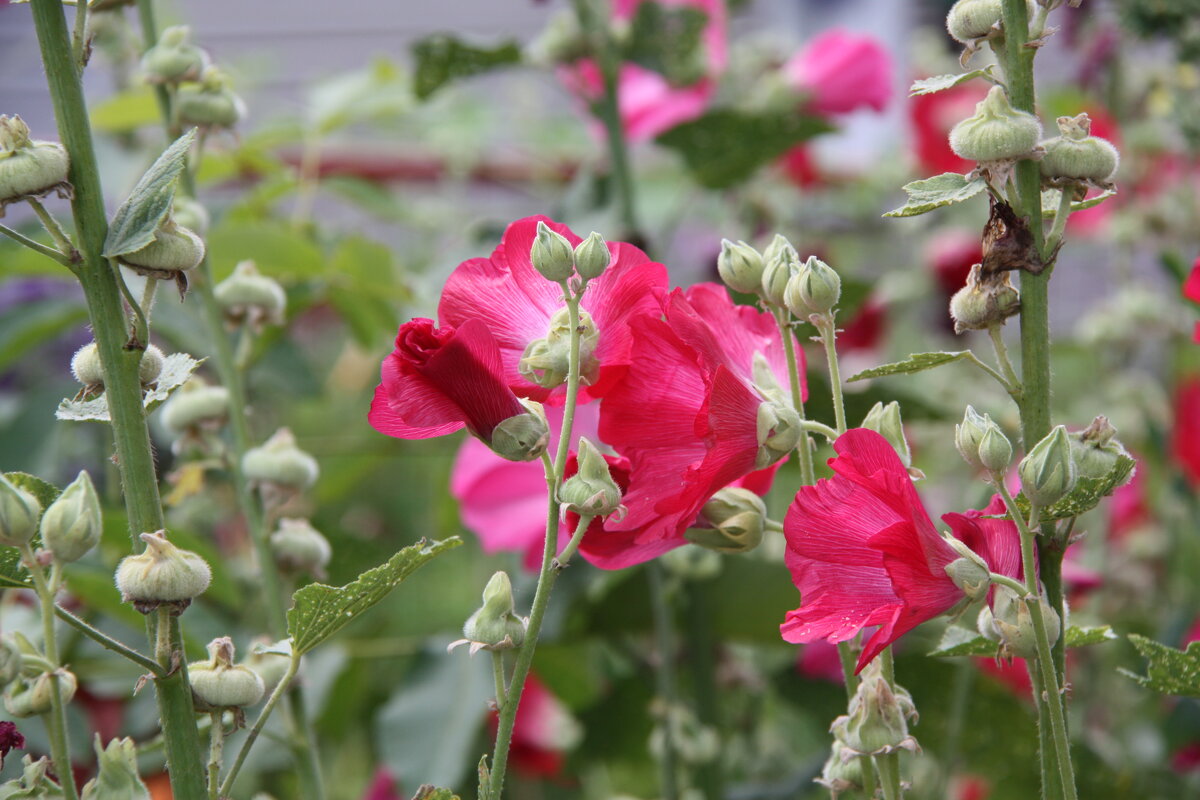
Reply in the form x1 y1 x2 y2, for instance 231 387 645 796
413 787 462 800
847 351 972 382
287 537 461 655
1012 454 1136 523
205 220 325 280
103 130 197 258
909 68 994 96
883 173 988 218
0 295 88 373
623 3 707 85
929 624 1117 658
1041 187 1118 216
90 86 162 134
310 58 412 133
1122 634 1200 697
5 471 63 510
0 472 60 589
411 35 522 101
56 353 203 422
656 109 833 189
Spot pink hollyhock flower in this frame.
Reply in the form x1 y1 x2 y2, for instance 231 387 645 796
1109 463 1151 542
927 229 981 299
781 429 1025 672
1172 378 1200 487
490 674 581 779
361 768 401 800
591 283 800 568
784 30 892 116
795 640 846 684
910 82 986 175
779 145 823 188
837 295 887 353
1185 256 1200 304
439 215 667 404
368 318 531 446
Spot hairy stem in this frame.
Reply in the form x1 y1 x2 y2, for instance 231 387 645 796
775 310 815 485
208 712 225 800
26 198 76 256
815 316 847 435
0 222 75 265
220 654 300 797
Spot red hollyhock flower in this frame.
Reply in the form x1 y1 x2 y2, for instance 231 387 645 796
1186 257 1200 304
909 82 986 176
369 317 528 444
1172 378 1200 487
781 429 1024 672
783 29 893 116
591 284 800 568
489 674 580 780
360 768 401 800
439 216 667 404
0 721 23 769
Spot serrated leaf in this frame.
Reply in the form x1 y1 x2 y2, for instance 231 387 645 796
103 130 197 258
1067 625 1117 647
930 624 1117 658
847 351 971 382
412 35 521 101
1040 187 1118 216
413 787 462 800
884 173 987 218
656 109 833 189
55 353 203 422
287 537 461 655
909 68 994 96
1122 634 1200 697
623 3 707 85
1013 454 1136 522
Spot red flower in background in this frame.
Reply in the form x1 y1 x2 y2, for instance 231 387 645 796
1185 257 1200 342
491 674 581 779
837 295 887 353
361 769 401 800
781 430 1025 672
784 29 892 115
910 82 986 175
0 721 23 769
1172 378 1200 487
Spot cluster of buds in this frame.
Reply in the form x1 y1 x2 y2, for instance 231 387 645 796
188 637 265 714
0 471 103 565
1 635 78 720
531 222 612 284
451 572 528 655
71 341 165 401
115 530 212 615
717 234 844 324
213 260 287 332
956 405 1014 473
519 307 600 390
978 583 1061 659
821 660 919 794
0 115 71 217
141 27 244 132
1039 113 1120 190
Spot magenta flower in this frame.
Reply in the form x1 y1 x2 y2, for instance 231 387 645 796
368 317 528 444
438 216 667 404
0 720 23 769
360 768 401 800
784 29 892 116
781 429 1023 673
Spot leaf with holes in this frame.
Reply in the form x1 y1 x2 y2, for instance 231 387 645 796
288 537 461 655
412 36 521 100
104 129 197 258
848 351 972 382
884 173 988 218
930 624 1116 658
1012 454 1136 522
56 353 203 422
909 68 994 96
1122 634 1200 697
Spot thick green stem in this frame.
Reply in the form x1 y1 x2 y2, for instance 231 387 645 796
207 712 225 800
491 652 508 710
648 562 680 800
815 316 847 435
875 752 902 800
775 310 815 485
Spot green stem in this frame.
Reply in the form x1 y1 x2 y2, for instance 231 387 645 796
835 641 858 699
964 350 1021 400
554 513 593 570
491 652 508 710
139 276 160 326
0 222 75 266
219 654 300 797
683 580 724 800
648 562 680 800
54 604 164 675
815 316 847 435
987 326 1023 399
774 310 815 485
28 5 206 795
207 712 224 800
1045 188 1073 254
291 131 323 228
875 752 902 800
26 198 76 256
70 0 87 70
800 419 839 442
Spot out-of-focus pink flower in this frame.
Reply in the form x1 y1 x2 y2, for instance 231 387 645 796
439 216 667 404
910 82 986 175
1172 743 1200 774
1172 378 1200 487
781 430 1025 672
779 145 823 188
949 774 992 800
1109 461 1151 542
1184 256 1200 304
927 229 981 298
795 640 845 684
491 674 581 779
784 29 892 115
837 295 887 353
361 768 401 800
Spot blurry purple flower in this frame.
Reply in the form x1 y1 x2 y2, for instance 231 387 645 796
361 767 400 800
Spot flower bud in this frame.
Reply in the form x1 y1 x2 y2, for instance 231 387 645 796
161 378 230 435
115 530 212 614
6 756 60 796
945 0 1032 42
81 735 150 800
455 572 527 654
172 196 210 235
242 428 319 492
176 68 245 130
189 637 265 710
40 471 102 564
0 475 41 548
831 662 918 756
269 518 331 579
560 438 622 517
943 536 992 601
755 399 802 469
0 636 20 687
1068 416 1132 481
119 219 205 280
213 260 286 331
489 401 550 463
688 487 767 554
530 221 575 282
245 640 291 695
0 115 71 211
717 239 765 295
1018 425 1077 507
1040 114 1119 184
517 308 600 390
978 584 1060 659
3 669 77 718
760 234 798 307
949 85 1042 163
815 740 866 796
573 231 611 280
72 341 164 394
955 405 991 469
977 421 1013 473
785 255 841 317
140 25 208 84
949 265 1020 333
861 401 911 468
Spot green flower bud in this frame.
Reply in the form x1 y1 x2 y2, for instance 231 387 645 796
189 637 265 710
489 401 550 463
755 399 802 469
138 345 164 387
955 405 991 470
2 756 65 798
161 378 230 435
114 530 212 614
861 401 911 468
119 219 205 279
40 471 102 564
1069 416 1132 481
3 669 77 718
1018 425 1077 507
560 438 622 517
214 260 286 330
71 342 165 394
978 584 1060 659
760 234 798 307
0 475 41 548
1040 114 1119 184
176 68 245 130
530 221 575 282
244 640 292 695
949 85 1042 163
949 265 1020 333
977 421 1013 473
687 487 766 554
455 572 527 654
943 536 992 601
815 740 866 797
784 255 841 317
0 636 20 687
0 116 71 211
171 196 210 236
242 428 319 491
269 518 331 579
831 662 918 756
573 231 611 280
517 308 600 390
717 239 765 295
140 25 208 84
945 0 1032 42
80 736 150 800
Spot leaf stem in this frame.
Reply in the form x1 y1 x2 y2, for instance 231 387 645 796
815 315 847 435
54 603 164 675
986 326 1022 397
219 654 300 797
0 222 75 266
1045 188 1073 254
554 513 593 570
207 712 225 800
26 198 77 257
70 0 87 71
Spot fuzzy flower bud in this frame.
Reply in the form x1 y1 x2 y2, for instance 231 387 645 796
189 637 265 710
0 115 71 213
213 260 286 331
949 265 1020 333
572 231 611 280
488 400 550 463
81 735 150 800
978 584 1060 659
0 475 41 549
269 518 332 579
161 378 230 435
755 399 802 469
3 669 77 718
119 218 205 280
949 85 1042 163
861 401 911 468
140 25 208 84
760 234 799 307
688 487 767 554
245 640 291 695
977 420 1013 473
242 428 319 492
172 196 210 236
831 661 918 756
530 221 575 282
454 572 527 655
943 536 992 601
69 341 162 394
40 471 102 564
1018 425 1077 507
945 0 1032 42
717 239 765 295
176 68 245 130
115 530 211 614
0 637 20 687
785 255 841 317
560 437 622 517
1068 416 1132 481
1040 113 1119 184
518 308 600 390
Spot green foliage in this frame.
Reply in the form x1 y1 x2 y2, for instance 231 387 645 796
412 787 461 800
623 3 707 85
0 292 87 373
656 109 833 189
1122 634 1200 697
909 68 995 96
55 353 203 422
287 537 461 655
309 58 412 132
103 130 197 258
1041 187 1118 216
1013 454 1136 522
205 219 326 280
90 87 162 134
0 472 59 589
929 624 1116 658
848 351 972 382
883 173 988 217
411 36 522 101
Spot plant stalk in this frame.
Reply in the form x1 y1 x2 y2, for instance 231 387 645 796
775 310 815 486
648 561 680 800
815 316 847 435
